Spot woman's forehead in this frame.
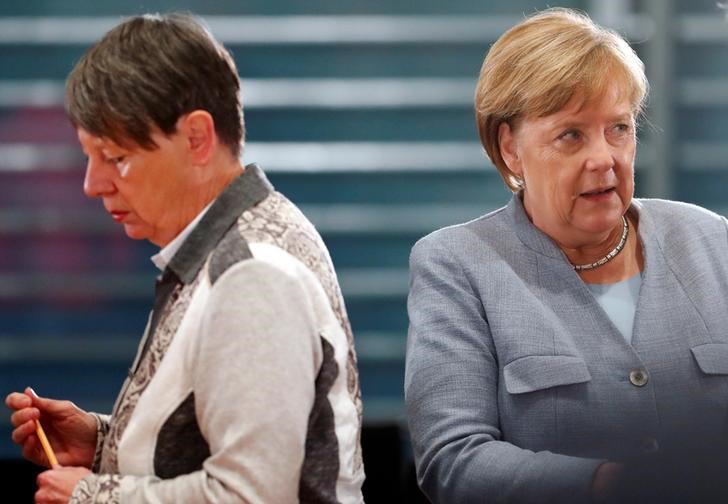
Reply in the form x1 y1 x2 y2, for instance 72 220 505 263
524 60 642 118
537 83 636 122
77 129 120 150
77 126 156 152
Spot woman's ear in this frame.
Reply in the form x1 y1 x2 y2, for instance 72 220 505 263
179 110 217 165
498 121 522 177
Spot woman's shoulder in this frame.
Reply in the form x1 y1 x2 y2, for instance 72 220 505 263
412 204 512 255
635 198 726 232
635 198 728 258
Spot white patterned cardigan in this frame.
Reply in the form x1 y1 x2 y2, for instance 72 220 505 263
70 164 365 503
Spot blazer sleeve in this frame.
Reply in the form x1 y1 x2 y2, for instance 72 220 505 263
405 236 603 504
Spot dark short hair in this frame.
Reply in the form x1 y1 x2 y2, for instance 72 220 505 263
66 13 244 157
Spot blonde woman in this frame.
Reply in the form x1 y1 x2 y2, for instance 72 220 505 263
406 8 728 503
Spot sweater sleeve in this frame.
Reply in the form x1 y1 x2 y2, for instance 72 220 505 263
405 236 604 504
71 258 320 503
88 413 111 472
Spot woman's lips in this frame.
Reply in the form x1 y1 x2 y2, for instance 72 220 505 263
580 187 615 201
109 211 129 223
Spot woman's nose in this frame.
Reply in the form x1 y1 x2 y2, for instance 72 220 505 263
83 156 115 198
584 136 615 172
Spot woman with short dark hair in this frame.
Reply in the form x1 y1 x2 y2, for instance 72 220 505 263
7 13 365 504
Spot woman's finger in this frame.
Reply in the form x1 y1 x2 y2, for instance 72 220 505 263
10 407 39 428
5 391 32 410
11 420 38 444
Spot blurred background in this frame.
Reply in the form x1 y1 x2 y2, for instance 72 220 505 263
0 0 726 501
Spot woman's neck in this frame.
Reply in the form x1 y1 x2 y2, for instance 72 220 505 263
572 213 644 284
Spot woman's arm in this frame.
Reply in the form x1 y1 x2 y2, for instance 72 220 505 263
405 236 604 504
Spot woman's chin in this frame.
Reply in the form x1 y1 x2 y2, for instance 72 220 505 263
573 201 628 234
122 223 150 242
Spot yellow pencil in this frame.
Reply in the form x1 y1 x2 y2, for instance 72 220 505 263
35 420 58 467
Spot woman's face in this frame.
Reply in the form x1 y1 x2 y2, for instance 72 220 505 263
78 125 196 247
499 83 636 249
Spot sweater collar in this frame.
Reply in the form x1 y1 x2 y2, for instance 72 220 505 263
167 163 273 284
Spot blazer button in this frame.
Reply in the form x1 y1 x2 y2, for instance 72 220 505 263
629 369 648 387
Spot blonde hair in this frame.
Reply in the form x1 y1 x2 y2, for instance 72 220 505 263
475 8 648 191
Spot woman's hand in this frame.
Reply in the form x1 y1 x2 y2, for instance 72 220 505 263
591 462 623 503
35 466 91 504
6 387 98 468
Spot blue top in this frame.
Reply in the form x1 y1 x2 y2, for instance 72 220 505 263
586 273 642 343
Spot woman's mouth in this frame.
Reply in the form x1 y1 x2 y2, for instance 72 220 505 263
109 211 129 223
580 187 615 200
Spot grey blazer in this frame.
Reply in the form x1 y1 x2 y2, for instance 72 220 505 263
405 194 728 503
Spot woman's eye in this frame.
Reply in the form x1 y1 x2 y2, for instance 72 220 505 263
559 129 580 141
613 123 631 134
